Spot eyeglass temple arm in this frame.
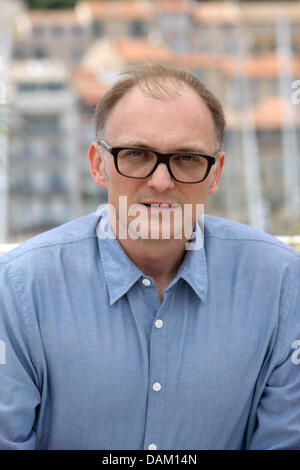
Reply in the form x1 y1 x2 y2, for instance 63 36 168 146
98 139 112 153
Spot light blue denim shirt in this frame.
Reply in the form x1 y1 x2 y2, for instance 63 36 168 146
1 209 300 450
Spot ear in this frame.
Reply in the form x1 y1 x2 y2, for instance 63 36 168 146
88 142 108 188
208 152 225 194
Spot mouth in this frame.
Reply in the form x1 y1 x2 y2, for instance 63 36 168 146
140 201 180 209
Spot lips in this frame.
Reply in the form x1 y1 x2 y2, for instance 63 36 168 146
140 201 179 208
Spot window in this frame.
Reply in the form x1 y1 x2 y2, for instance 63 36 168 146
33 26 44 36
22 143 35 161
25 116 60 136
92 20 103 37
49 172 65 191
34 47 47 59
130 21 144 37
49 144 64 160
51 26 63 36
13 45 26 59
71 25 82 35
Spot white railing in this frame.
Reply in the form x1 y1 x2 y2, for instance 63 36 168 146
0 244 19 256
277 236 300 245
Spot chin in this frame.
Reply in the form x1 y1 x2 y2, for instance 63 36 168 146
128 221 185 242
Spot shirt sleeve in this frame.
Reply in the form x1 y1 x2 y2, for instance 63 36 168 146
0 261 41 449
247 255 300 450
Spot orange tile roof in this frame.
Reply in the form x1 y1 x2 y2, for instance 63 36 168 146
154 0 193 14
252 96 299 129
173 52 218 69
193 1 300 24
27 9 82 27
71 67 109 106
80 36 173 72
225 96 300 130
220 53 300 78
23 1 300 29
116 37 174 63
240 2 300 24
83 0 153 20
193 2 240 24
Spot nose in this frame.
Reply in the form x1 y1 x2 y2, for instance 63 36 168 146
147 163 175 192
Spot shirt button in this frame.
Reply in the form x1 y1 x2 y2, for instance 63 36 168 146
148 443 157 450
142 278 151 287
153 382 162 392
155 319 163 329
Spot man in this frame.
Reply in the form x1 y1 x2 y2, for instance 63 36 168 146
0 62 300 450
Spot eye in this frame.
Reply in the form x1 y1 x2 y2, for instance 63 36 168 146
131 150 143 157
175 154 199 163
180 155 194 162
127 149 149 158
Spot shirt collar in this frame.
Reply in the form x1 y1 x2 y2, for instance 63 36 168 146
97 207 143 305
97 207 208 305
165 221 208 303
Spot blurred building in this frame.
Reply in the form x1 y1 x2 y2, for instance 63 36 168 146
79 0 153 39
2 0 300 241
8 60 81 239
0 0 24 243
71 66 109 217
13 7 92 66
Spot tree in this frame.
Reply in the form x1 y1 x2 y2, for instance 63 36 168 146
26 0 77 9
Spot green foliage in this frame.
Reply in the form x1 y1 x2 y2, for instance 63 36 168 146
290 216 300 237
26 0 77 9
0 105 25 139
0 107 8 136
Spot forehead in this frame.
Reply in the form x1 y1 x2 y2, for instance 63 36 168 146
104 84 217 151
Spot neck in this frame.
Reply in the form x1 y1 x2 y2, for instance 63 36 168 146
118 236 186 284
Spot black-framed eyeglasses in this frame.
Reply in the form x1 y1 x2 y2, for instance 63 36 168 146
97 139 219 184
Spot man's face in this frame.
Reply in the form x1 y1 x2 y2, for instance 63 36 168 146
89 84 225 242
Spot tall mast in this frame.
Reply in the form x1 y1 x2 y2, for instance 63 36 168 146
275 14 299 227
0 0 14 243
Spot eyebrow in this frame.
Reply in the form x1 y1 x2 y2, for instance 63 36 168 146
119 141 212 155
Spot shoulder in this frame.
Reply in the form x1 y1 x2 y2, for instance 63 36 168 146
0 212 101 270
204 215 298 253
203 215 300 265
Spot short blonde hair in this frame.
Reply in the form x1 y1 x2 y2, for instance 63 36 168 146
95 62 226 147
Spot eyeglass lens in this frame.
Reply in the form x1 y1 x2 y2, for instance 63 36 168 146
117 148 209 182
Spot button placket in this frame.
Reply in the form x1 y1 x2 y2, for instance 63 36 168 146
143 300 169 451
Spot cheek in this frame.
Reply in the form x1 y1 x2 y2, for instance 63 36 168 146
107 174 142 203
181 185 209 206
